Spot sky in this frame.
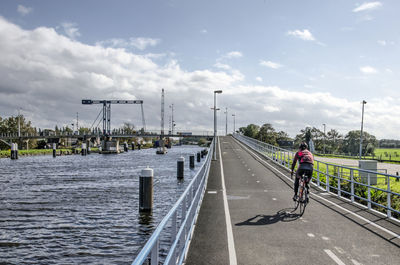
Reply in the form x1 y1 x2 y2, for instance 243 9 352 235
0 0 399 139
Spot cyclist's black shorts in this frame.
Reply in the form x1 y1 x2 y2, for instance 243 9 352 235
297 168 313 182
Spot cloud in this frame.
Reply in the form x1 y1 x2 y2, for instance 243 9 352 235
353 2 382 12
97 37 161 50
287 29 315 41
214 62 231 70
255 77 262 82
377 40 386 46
17 5 32 16
260 60 283 69
0 17 399 139
223 51 243 59
201 29 208 34
61 22 81 39
360 66 378 74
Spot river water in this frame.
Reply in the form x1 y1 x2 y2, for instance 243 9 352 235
0 145 206 264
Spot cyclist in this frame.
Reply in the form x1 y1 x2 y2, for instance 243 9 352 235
291 142 314 201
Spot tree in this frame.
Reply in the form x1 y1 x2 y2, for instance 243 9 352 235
342 130 377 156
241 124 260 139
0 115 37 150
327 129 343 154
121 122 136 134
257 123 277 145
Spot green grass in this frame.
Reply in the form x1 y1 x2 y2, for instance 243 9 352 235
374 148 400 161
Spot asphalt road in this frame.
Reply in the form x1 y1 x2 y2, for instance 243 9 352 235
185 136 400 265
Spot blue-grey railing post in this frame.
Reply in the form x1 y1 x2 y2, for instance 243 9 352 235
367 173 371 210
326 164 330 192
338 169 341 197
350 169 354 203
182 194 187 222
151 239 159 265
317 161 320 186
171 211 177 244
387 175 391 218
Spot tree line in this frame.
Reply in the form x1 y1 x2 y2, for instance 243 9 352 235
239 123 379 156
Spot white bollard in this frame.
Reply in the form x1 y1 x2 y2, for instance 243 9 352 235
139 167 153 212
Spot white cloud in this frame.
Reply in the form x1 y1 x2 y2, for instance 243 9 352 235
353 2 382 12
214 62 231 70
61 22 81 39
97 37 161 50
255 77 262 82
17 5 32 16
224 51 243 59
0 17 399 139
201 29 208 34
260 60 283 69
377 40 386 46
287 29 315 41
360 66 378 74
130 37 161 50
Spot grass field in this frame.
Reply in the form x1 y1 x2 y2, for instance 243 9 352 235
373 148 400 161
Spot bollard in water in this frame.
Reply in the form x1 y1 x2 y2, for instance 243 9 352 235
137 143 141 150
81 143 87 156
177 157 184 179
190 154 195 169
139 167 153 212
131 143 135 150
124 142 128 152
15 143 18 160
201 150 204 158
53 143 56 158
10 143 15 160
197 152 201 162
87 145 91 155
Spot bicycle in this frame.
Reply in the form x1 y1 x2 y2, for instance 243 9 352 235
293 173 309 215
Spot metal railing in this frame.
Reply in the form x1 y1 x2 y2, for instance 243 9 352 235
131 139 214 265
234 134 400 219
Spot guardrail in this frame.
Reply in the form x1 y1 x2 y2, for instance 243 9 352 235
234 134 400 220
131 139 214 265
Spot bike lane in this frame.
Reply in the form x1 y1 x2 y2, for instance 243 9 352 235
223 136 400 265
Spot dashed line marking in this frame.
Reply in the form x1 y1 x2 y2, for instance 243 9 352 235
272 198 277 201
322 236 329 241
207 191 217 194
351 259 362 265
324 249 346 265
307 233 315 238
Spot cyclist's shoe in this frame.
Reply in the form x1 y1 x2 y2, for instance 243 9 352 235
306 188 310 194
292 195 298 201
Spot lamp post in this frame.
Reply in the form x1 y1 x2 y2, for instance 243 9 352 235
224 107 228 136
232 114 236 134
359 100 367 160
213 90 222 160
18 108 21 138
323 123 326 155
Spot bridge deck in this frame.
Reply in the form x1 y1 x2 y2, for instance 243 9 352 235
185 136 400 265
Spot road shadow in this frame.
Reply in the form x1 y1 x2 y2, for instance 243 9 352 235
235 208 301 226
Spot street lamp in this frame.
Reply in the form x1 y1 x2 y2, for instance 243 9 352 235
224 107 228 136
213 90 222 160
232 114 236 134
323 123 326 155
359 100 367 160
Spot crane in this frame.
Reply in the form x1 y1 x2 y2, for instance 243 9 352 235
82 99 146 135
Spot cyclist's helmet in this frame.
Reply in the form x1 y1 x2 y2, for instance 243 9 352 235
299 142 308 150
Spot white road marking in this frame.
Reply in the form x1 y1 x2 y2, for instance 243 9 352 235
322 236 330 241
208 191 217 194
272 198 277 201
307 233 315 238
351 259 362 265
264 190 268 192
232 138 400 240
218 137 237 265
252 174 255 177
320 192 330 196
334 247 345 254
324 249 346 265
256 180 260 183
248 168 251 171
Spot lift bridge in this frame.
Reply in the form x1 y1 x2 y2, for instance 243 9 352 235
82 99 146 136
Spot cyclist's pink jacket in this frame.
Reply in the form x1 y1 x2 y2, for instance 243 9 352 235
291 149 314 171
